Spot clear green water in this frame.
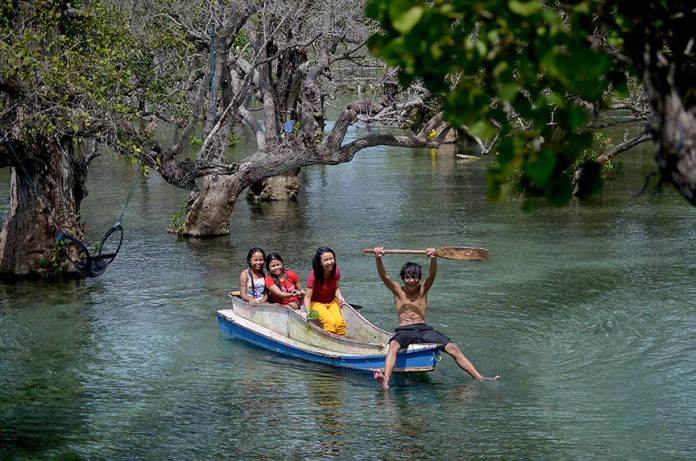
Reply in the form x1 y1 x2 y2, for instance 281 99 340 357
1 128 695 460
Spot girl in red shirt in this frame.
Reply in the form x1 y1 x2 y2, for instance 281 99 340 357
264 253 305 312
303 246 347 335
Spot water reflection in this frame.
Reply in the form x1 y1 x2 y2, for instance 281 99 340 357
365 371 487 460
307 373 345 457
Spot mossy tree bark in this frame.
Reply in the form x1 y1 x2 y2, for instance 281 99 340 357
0 138 86 279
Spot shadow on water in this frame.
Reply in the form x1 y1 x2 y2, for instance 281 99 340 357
0 284 91 460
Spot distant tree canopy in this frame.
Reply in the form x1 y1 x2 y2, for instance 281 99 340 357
0 0 449 278
367 0 696 206
0 1 139 146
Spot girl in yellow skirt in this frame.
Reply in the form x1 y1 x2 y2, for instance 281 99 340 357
303 247 347 335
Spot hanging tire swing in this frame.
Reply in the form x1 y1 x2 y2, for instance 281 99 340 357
60 223 124 277
2 128 137 278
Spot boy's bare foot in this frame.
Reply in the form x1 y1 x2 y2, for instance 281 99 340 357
373 370 389 389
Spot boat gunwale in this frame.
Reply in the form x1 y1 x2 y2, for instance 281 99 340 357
229 294 392 351
218 309 384 358
216 308 440 372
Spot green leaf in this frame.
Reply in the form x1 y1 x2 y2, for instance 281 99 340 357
475 40 487 57
430 43 443 60
572 2 591 14
392 6 424 33
508 0 543 16
545 92 565 107
568 104 588 130
574 160 603 197
613 79 629 99
545 177 573 205
468 120 497 139
365 0 387 20
525 148 556 185
497 83 519 101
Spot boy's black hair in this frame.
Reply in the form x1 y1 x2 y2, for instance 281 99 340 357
399 261 422 280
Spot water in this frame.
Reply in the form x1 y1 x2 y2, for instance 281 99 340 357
2 130 696 460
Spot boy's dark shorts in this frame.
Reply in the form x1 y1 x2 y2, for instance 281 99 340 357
389 323 451 349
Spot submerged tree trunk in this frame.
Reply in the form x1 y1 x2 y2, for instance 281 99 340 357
182 174 245 237
0 139 85 279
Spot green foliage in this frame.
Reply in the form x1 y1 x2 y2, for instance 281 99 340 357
169 208 187 239
0 0 15 29
576 130 620 179
366 0 626 205
228 132 240 148
576 131 612 165
36 238 70 279
499 129 619 201
128 3 208 123
232 30 249 48
292 122 302 135
1 1 140 140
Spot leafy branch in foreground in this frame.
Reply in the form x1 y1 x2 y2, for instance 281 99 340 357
368 1 696 207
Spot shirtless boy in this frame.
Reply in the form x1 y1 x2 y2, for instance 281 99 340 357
371 246 499 389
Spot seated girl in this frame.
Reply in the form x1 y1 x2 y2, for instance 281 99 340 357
264 253 305 313
239 247 268 305
303 246 347 335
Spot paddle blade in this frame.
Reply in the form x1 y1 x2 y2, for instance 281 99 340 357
435 247 490 261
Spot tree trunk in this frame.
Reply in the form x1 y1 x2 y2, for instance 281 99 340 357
182 174 245 237
0 140 85 279
655 90 696 205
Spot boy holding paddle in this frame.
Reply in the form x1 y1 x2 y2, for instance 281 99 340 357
370 246 499 389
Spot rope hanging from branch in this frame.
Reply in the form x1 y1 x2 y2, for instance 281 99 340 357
1 128 138 278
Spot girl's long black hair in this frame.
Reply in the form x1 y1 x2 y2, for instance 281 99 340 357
312 246 336 287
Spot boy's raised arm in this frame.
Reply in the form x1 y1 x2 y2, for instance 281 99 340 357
422 248 437 293
374 247 401 295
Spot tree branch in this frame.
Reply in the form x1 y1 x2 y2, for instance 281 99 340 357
595 128 653 164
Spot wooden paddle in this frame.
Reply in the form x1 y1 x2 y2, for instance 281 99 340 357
361 246 490 261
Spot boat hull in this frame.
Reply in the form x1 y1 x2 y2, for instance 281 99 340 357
217 297 440 372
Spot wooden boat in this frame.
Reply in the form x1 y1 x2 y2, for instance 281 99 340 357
217 293 441 372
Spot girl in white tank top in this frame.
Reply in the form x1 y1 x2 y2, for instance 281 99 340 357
239 247 268 305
